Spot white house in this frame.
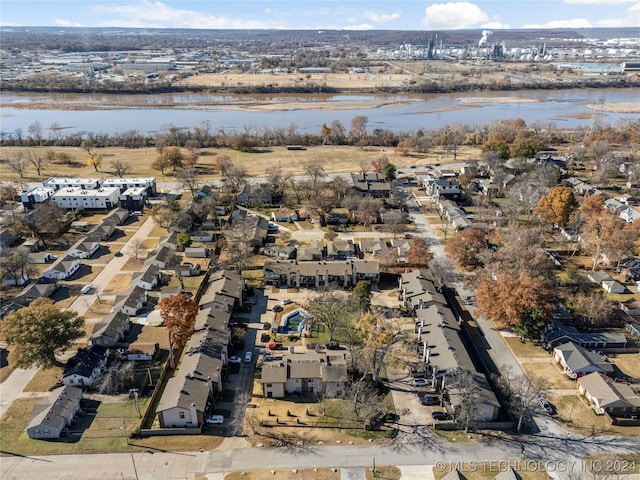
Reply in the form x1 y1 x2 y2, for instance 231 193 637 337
62 346 108 388
602 280 626 294
20 186 55 210
133 264 161 291
43 177 101 191
101 177 157 195
51 187 120 210
43 256 80 280
68 240 100 259
156 375 211 429
25 386 83 439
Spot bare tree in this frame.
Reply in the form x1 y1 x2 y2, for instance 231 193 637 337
177 167 200 195
110 160 131 177
0 249 32 285
341 377 382 423
27 121 43 146
26 151 45 177
305 290 357 342
350 115 369 149
496 367 545 433
223 218 257 272
446 368 483 433
97 361 137 394
7 153 27 183
126 239 146 261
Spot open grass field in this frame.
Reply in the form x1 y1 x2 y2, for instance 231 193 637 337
0 144 483 186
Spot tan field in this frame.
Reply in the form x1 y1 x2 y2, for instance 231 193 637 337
0 144 484 186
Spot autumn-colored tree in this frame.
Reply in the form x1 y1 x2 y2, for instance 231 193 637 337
579 193 605 219
444 228 486 269
476 271 552 329
87 151 104 172
0 298 85 368
158 294 198 367
407 236 431 267
355 311 405 383
533 186 578 227
581 210 627 270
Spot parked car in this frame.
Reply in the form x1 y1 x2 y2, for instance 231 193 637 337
538 397 553 414
281 299 293 305
432 411 447 421
268 343 284 350
418 393 439 406
272 305 283 312
206 415 224 424
260 333 271 342
263 322 271 330
80 284 93 294
411 378 429 387
229 356 242 364
326 342 340 350
244 351 253 363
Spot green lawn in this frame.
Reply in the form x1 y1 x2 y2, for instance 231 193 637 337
23 365 63 392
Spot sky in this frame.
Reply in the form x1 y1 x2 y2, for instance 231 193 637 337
1 0 639 31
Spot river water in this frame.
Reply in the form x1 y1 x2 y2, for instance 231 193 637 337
1 88 638 136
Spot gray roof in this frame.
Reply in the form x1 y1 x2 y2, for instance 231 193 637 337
554 342 614 374
194 307 231 332
578 372 640 409
90 312 130 343
157 375 210 412
63 345 107 380
545 320 627 348
26 385 83 431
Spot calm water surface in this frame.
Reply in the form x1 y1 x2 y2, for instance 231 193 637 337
1 88 638 136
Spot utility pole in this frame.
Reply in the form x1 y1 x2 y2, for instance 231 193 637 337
130 389 141 418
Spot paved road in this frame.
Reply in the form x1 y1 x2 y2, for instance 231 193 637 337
2 433 639 480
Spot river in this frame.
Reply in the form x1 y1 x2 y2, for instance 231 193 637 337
1 88 638 136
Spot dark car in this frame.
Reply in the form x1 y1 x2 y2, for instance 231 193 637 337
272 305 283 312
263 322 271 330
418 393 439 406
260 333 271 342
326 342 340 350
432 411 447 421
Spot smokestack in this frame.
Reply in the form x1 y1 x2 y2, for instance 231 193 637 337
479 30 493 46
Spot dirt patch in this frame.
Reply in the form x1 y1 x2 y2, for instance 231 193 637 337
104 273 134 294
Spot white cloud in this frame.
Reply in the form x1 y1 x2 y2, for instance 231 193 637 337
564 0 634 4
55 19 83 27
596 2 640 25
521 18 593 28
341 23 374 30
481 21 511 29
91 0 280 29
364 11 401 23
422 2 489 29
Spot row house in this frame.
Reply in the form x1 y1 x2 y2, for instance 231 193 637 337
43 177 101 191
348 172 391 198
51 187 120 211
101 177 157 196
399 270 447 310
89 312 130 348
25 386 83 440
263 260 379 288
261 348 348 399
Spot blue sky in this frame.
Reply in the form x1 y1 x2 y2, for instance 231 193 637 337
1 0 638 30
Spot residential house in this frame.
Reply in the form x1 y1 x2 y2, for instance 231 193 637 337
89 312 130 347
184 328 227 377
160 285 182 298
390 239 411 264
261 348 348 398
264 243 296 259
123 342 158 361
101 177 157 196
133 264 162 291
545 320 627 350
103 207 130 225
577 372 640 416
415 303 500 422
178 262 201 277
25 386 83 439
156 375 211 428
62 345 108 388
358 240 389 258
620 207 640 224
199 270 244 311
263 260 379 288
15 281 59 306
68 239 100 259
602 280 626 294
115 286 147 316
553 342 614 378
51 187 120 210
43 177 101 191
348 172 391 198
296 241 324 261
271 207 298 223
587 271 613 285
399 270 447 311
194 307 231 333
158 231 180 250
191 231 214 242
20 186 55 210
145 245 177 269
118 187 147 211
87 223 115 242
326 239 356 260
43 256 80 280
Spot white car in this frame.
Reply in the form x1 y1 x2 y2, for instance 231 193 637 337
206 415 224 424
229 356 242 364
411 378 429 387
80 285 93 294
281 299 293 305
244 351 253 363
